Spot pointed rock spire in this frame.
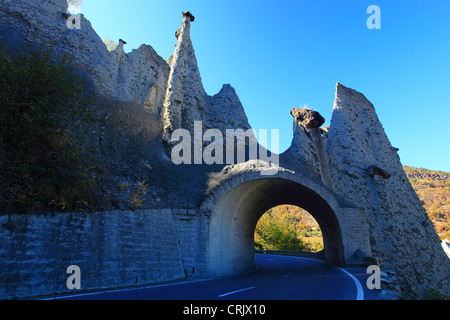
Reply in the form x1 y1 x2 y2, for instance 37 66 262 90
162 11 207 145
114 39 126 59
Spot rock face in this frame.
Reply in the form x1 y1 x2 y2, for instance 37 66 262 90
0 0 449 299
0 0 170 113
162 11 207 140
291 108 325 129
326 83 450 298
284 108 333 188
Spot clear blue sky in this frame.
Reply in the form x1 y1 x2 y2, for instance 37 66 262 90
78 0 450 171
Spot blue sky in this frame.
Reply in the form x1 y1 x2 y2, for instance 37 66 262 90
78 0 450 171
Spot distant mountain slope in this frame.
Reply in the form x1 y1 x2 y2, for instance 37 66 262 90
404 166 450 240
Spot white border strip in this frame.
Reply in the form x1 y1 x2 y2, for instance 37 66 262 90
218 286 256 298
259 254 365 300
336 266 365 300
40 278 214 300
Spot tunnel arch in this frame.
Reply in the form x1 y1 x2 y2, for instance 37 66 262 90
203 170 351 277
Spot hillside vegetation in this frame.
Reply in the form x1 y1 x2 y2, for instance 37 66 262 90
404 166 450 240
0 44 101 214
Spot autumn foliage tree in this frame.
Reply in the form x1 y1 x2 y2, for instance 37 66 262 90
255 212 307 251
66 0 82 10
103 38 118 51
254 205 323 252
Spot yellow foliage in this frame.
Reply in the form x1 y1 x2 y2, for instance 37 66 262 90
103 38 118 51
128 180 149 210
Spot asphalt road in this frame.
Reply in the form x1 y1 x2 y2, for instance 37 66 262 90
45 254 380 300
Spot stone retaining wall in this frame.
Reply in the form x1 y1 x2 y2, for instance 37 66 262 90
0 209 204 299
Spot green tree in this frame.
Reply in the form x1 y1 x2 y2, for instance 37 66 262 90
0 44 98 213
255 213 307 251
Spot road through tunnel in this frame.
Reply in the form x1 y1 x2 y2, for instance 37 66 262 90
207 177 346 277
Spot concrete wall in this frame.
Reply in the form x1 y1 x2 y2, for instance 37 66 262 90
0 209 205 299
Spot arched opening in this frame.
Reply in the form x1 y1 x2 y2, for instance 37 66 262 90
207 177 345 277
254 205 324 254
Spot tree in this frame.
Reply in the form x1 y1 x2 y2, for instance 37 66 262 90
255 212 307 251
0 44 99 213
67 0 82 9
103 38 118 51
66 0 83 14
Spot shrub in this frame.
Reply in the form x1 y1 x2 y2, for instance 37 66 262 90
128 179 149 210
0 43 98 213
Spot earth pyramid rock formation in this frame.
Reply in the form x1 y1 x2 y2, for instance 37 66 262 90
0 0 449 299
326 83 450 297
162 10 252 147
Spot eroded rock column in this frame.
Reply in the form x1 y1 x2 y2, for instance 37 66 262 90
291 108 333 188
162 11 207 145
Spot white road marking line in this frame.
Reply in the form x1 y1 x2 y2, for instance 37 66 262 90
283 272 293 278
218 286 256 298
46 255 364 300
41 267 260 300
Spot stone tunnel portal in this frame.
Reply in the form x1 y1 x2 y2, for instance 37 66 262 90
207 177 345 277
